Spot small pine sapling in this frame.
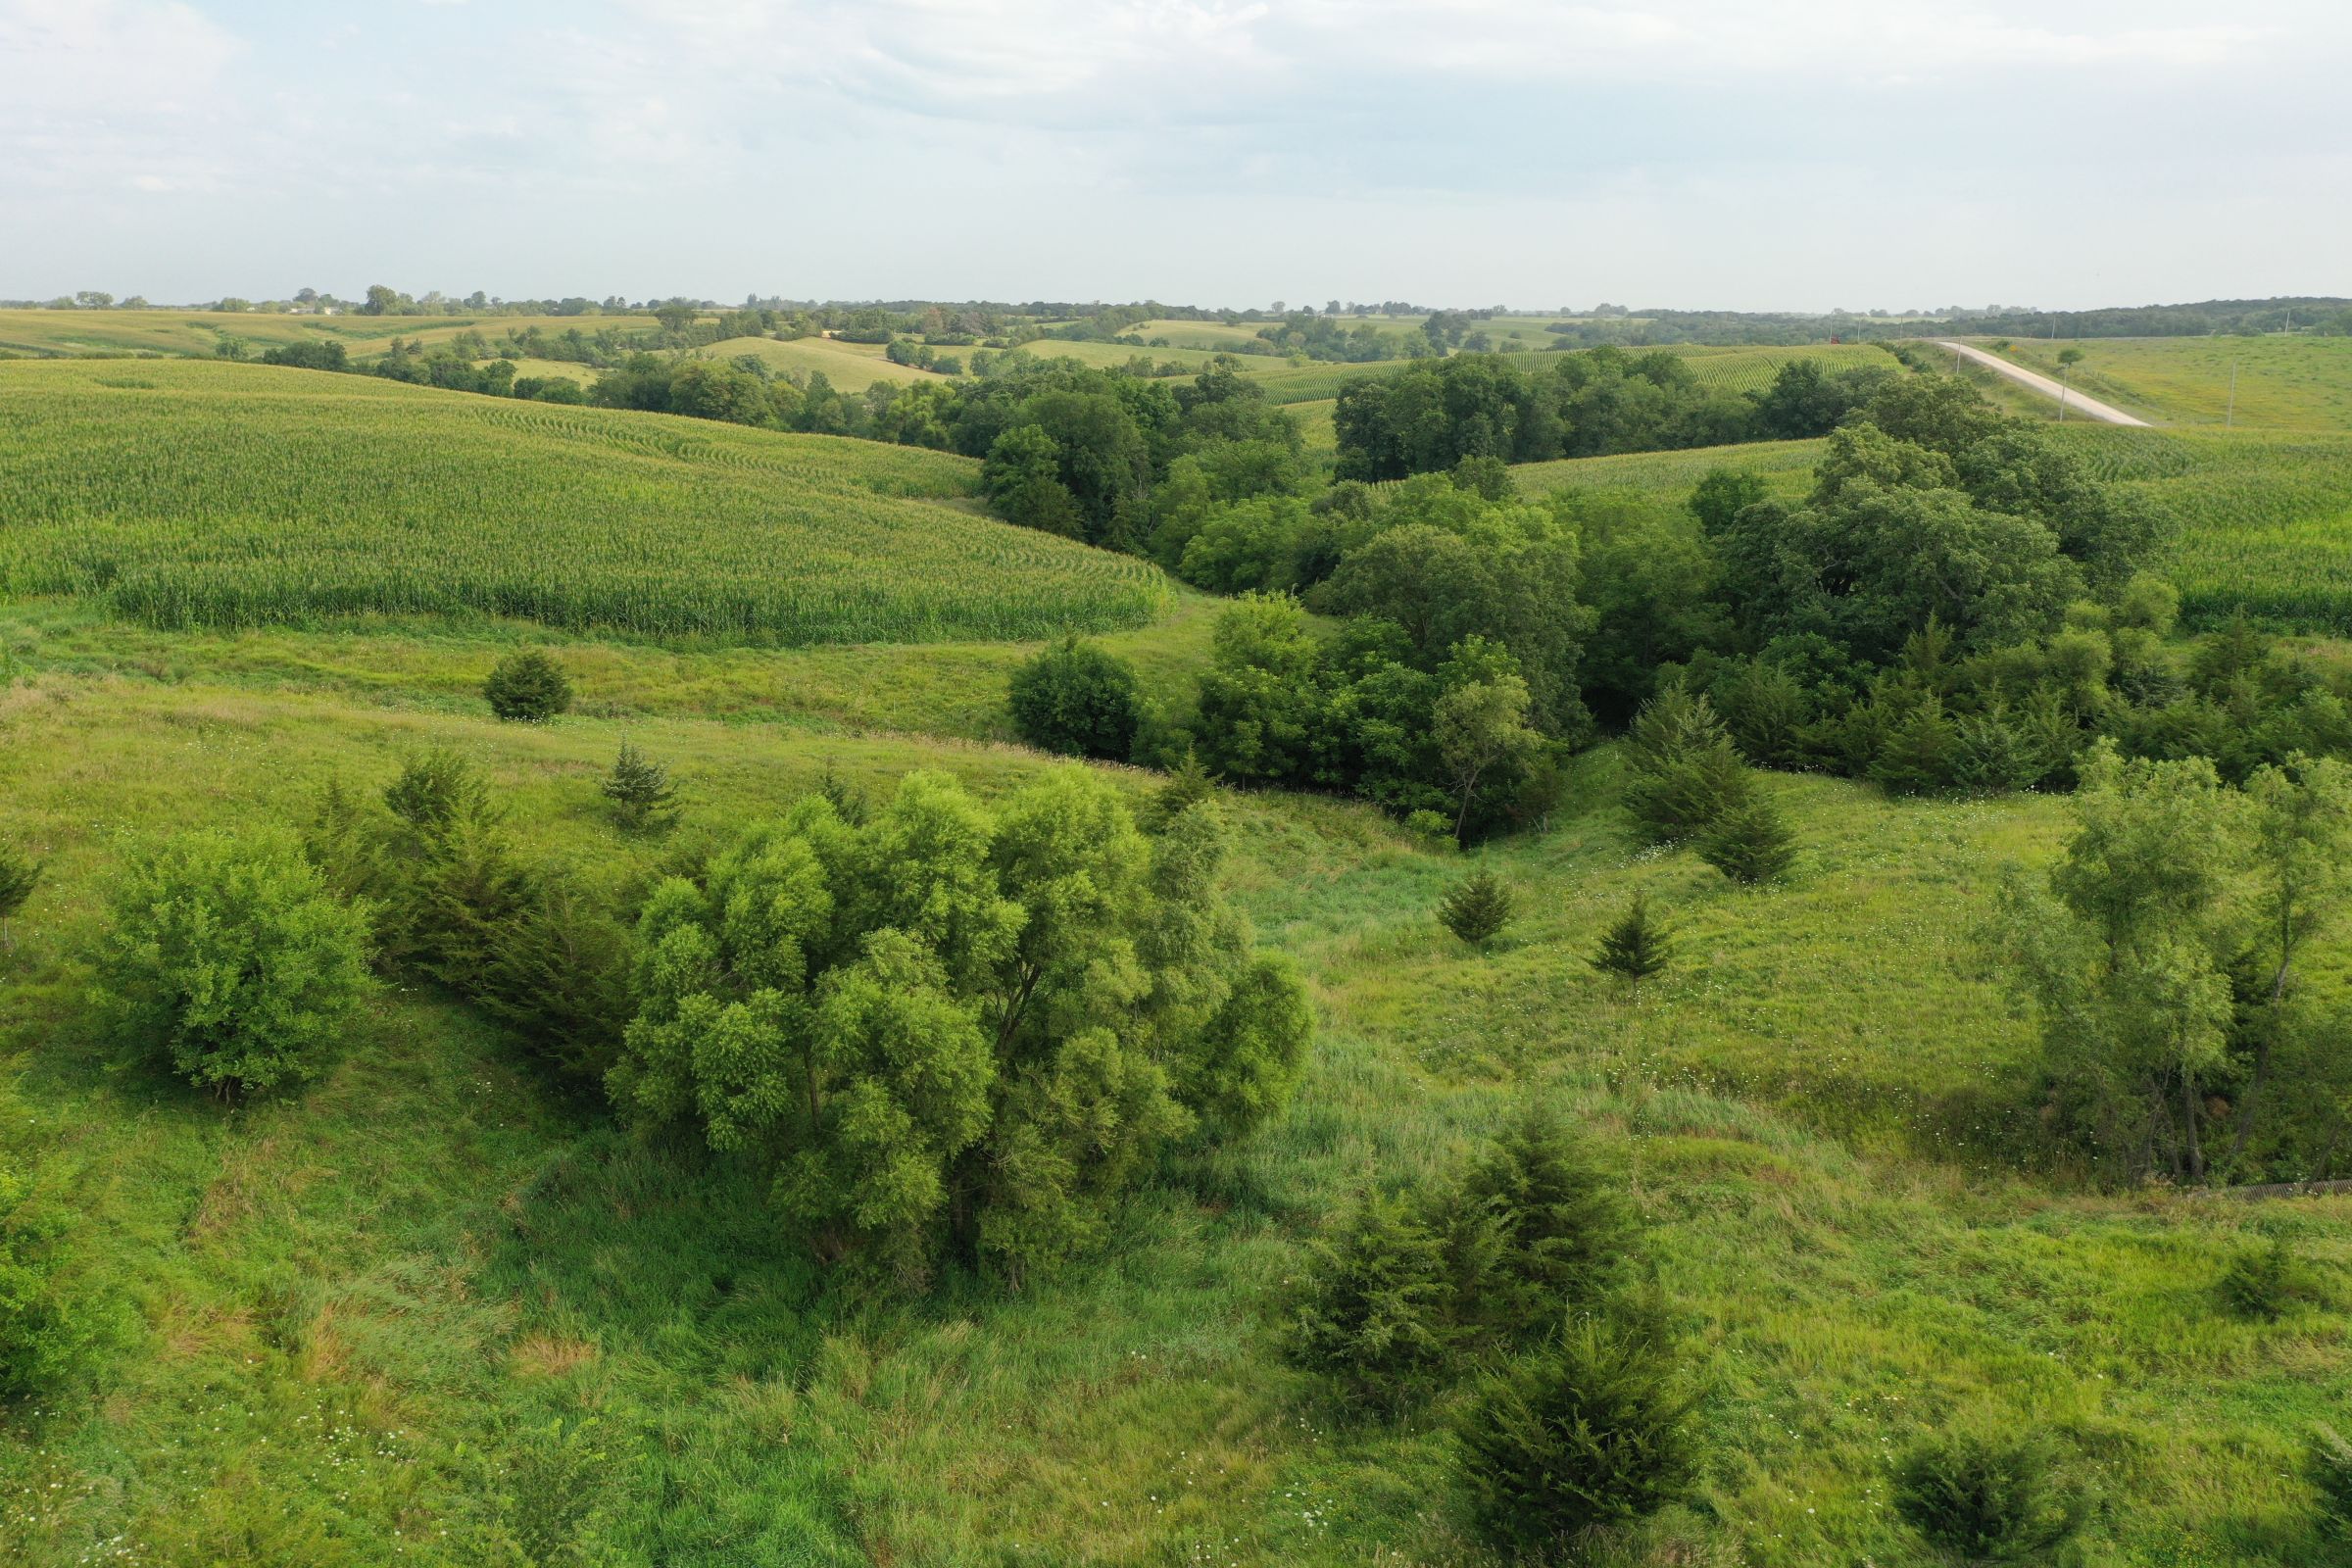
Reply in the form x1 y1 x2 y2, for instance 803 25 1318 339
1439 867 1514 949
601 740 677 832
1697 793 1797 885
1592 893 1672 982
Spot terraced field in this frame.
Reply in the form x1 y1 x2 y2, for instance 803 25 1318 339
0 360 1172 643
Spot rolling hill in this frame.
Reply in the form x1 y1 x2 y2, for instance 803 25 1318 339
0 360 1172 643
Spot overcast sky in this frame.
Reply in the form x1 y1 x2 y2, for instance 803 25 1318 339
3 0 2347 312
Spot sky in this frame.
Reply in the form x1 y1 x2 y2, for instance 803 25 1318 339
2 0 2348 313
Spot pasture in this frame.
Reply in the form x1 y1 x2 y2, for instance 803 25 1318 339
0 360 1172 643
1988 335 2352 430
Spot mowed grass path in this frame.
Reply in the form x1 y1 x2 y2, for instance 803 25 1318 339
0 360 1172 644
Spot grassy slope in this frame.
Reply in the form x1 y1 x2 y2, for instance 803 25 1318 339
698 334 937 393
0 655 2345 1565
0 360 1172 644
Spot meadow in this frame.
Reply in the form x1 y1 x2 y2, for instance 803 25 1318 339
0 361 1172 644
0 631 2343 1566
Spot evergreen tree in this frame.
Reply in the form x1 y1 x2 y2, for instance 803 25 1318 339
1439 867 1514 949
1453 1316 1703 1555
1460 1100 1636 1338
1592 893 1672 981
1891 1426 2085 1563
0 843 41 953
1147 749 1217 832
1697 793 1798 884
1871 692 1959 796
600 739 676 832
1622 688 1753 843
483 650 572 722
1283 1188 1461 1412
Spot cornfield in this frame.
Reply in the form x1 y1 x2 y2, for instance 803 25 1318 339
2046 425 2352 630
0 361 1173 643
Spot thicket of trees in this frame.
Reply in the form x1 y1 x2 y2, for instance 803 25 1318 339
1333 350 1893 480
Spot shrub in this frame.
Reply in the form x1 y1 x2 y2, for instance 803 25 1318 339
2311 1423 2352 1542
0 841 41 952
96 829 373 1097
1891 1425 2085 1563
1454 1316 1703 1556
1439 867 1514 949
1284 1189 1461 1411
483 650 572 722
2219 1237 2313 1320
1592 893 1672 981
0 1160 91 1397
601 739 676 832
1696 793 1797 885
1007 636 1142 760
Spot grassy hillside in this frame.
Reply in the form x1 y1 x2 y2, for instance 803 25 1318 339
0 650 2343 1565
0 360 1172 643
1988 336 2352 431
697 334 937 392
1512 437 1828 502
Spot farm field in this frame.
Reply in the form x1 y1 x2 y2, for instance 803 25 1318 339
2049 424 2352 629
697 333 937 392
0 642 2346 1565
1988 335 2352 431
1511 436 1829 502
0 360 1172 643
0 308 659 362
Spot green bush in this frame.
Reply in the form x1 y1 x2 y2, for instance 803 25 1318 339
0 1161 92 1397
1454 1316 1703 1556
1007 635 1143 760
2218 1237 2313 1320
1696 793 1797 885
1438 867 1514 949
96 829 373 1097
1891 1425 2085 1563
483 649 572 722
